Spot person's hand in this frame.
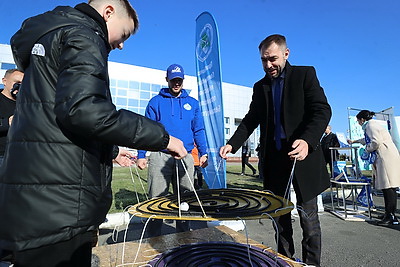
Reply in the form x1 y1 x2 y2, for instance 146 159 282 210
166 135 187 159
199 155 208 168
114 148 135 167
8 115 13 126
219 144 232 159
347 139 354 144
136 158 147 170
288 139 309 161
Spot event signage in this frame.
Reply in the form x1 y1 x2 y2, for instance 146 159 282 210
195 12 226 188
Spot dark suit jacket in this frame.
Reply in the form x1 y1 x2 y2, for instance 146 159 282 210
321 132 340 162
228 62 331 202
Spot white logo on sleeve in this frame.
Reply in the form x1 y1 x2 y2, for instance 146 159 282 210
183 103 192 110
31 43 45 57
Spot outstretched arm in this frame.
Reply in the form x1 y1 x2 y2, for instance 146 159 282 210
220 144 233 159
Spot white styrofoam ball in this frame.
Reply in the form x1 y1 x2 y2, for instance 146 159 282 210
180 202 189 211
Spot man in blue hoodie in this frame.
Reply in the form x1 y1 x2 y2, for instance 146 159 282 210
137 64 208 236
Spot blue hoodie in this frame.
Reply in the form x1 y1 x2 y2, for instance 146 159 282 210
137 88 207 158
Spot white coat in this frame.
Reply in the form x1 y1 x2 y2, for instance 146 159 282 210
362 120 400 190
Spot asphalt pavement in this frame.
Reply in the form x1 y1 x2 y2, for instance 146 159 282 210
98 192 400 266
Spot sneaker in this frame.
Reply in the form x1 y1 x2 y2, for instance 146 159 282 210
393 214 400 225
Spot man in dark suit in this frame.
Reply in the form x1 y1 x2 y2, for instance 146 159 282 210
220 34 331 266
321 125 340 173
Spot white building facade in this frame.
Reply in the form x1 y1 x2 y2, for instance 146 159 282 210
0 44 258 157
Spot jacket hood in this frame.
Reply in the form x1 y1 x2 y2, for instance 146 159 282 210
11 5 110 71
159 87 189 98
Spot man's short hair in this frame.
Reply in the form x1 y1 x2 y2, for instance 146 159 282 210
258 34 287 51
88 0 139 34
3 69 22 78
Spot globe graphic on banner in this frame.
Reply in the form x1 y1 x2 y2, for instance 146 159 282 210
196 23 213 62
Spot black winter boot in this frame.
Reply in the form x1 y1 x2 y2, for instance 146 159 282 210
376 213 399 226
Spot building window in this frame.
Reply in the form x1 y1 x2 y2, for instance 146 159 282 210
117 80 129 88
140 91 150 99
116 97 127 106
225 128 230 135
138 107 145 115
128 99 138 107
224 117 230 124
117 88 127 97
110 86 116 95
140 100 148 108
234 118 242 126
141 82 150 91
127 89 139 99
151 84 162 92
129 80 139 89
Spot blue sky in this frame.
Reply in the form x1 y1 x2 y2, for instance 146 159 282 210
1 0 399 135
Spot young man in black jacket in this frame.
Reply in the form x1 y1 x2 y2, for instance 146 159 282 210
0 1 186 266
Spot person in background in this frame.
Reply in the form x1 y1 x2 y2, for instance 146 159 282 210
320 125 340 173
348 110 400 226
256 143 264 179
192 145 204 189
137 64 208 237
240 138 257 176
220 34 331 266
0 69 24 165
0 1 186 266
113 147 136 167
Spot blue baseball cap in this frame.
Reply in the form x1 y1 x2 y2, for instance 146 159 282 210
166 64 184 80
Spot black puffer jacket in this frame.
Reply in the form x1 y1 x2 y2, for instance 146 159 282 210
0 4 169 251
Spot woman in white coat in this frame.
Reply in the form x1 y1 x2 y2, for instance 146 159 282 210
349 110 400 225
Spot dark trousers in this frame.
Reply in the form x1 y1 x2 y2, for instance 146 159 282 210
382 187 398 214
194 166 203 189
241 154 256 174
273 197 321 266
2 230 93 267
257 154 264 180
265 139 322 266
324 155 333 175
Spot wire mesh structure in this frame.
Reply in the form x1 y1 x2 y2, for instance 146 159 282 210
148 242 295 267
128 188 293 221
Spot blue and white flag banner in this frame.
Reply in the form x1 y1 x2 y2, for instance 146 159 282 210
348 115 371 171
195 12 226 188
336 132 349 148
